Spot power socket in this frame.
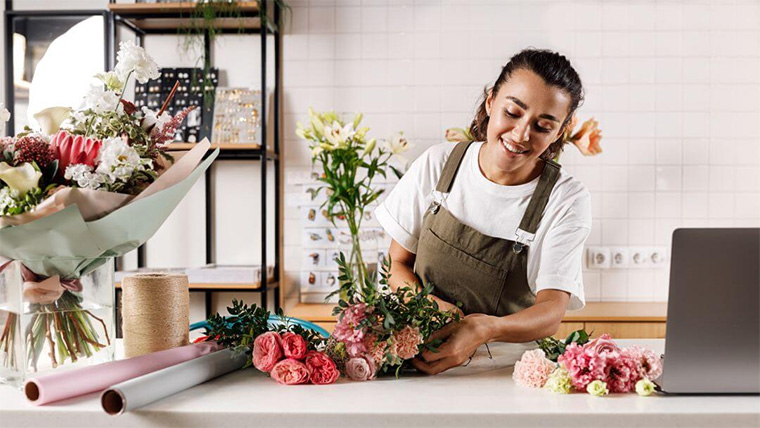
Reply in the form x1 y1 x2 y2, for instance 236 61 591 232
586 247 610 269
609 247 629 269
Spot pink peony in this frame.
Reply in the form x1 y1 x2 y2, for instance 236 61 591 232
252 331 283 373
513 349 557 388
558 342 608 390
345 356 376 381
271 358 310 385
281 332 308 360
623 346 663 381
49 130 102 176
390 326 424 360
304 350 340 385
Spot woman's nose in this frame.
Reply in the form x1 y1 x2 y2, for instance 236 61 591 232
512 122 531 142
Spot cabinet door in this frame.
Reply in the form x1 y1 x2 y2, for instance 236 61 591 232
553 322 585 339
585 322 666 339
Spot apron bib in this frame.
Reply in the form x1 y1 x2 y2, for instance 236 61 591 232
414 141 561 317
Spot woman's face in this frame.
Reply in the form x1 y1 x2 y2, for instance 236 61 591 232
484 68 572 179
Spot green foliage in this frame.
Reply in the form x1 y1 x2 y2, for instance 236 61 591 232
536 329 591 362
205 299 270 352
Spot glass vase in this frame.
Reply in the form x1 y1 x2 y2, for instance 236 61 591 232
0 258 115 388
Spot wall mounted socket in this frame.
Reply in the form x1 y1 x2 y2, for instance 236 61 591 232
586 247 610 269
609 247 630 269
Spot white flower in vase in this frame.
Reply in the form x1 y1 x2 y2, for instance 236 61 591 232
114 40 161 84
83 85 122 114
64 164 104 190
386 132 410 156
96 137 145 182
324 121 356 149
0 162 42 196
95 70 125 93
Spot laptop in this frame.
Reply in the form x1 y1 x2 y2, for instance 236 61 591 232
657 228 760 394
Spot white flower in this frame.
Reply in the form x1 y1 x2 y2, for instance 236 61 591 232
95 70 125 92
0 186 18 213
0 105 10 135
324 121 355 148
64 164 104 190
95 137 146 183
114 40 160 84
0 162 42 196
33 106 72 135
386 132 410 156
140 106 172 132
83 85 121 114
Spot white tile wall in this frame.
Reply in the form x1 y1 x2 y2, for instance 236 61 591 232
283 0 760 304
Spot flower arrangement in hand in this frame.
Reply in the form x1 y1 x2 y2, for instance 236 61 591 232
325 255 461 380
200 300 340 386
296 108 410 290
514 331 662 396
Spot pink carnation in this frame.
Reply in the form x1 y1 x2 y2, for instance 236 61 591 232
390 326 423 360
252 331 283 373
365 335 388 365
513 349 557 388
271 358 310 385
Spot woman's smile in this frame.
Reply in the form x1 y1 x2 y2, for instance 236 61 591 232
500 137 531 156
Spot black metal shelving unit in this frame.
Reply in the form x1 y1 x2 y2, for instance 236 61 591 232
3 1 282 317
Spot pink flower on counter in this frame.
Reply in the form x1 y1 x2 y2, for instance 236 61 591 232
281 332 308 360
305 351 340 385
365 335 388 365
586 334 621 355
345 356 376 381
513 349 557 388
252 331 283 373
49 130 102 176
333 303 368 357
390 326 423 360
623 346 662 381
558 342 607 390
606 353 639 393
271 358 310 385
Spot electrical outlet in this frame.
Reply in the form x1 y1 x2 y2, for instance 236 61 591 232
586 247 610 269
629 247 650 268
649 247 669 267
610 247 629 269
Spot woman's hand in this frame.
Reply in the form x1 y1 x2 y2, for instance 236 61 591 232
411 313 495 375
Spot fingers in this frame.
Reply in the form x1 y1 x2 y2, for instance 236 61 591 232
428 322 456 342
419 341 451 362
412 356 461 376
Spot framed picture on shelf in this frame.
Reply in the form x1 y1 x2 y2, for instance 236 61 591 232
211 87 273 146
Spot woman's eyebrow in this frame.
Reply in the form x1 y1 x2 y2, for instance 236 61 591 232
505 96 561 123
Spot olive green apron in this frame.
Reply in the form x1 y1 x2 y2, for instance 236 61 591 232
414 141 561 317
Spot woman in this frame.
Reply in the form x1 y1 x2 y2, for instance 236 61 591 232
374 49 592 375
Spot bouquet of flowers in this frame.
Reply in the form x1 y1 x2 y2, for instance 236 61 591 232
0 40 217 382
325 256 461 380
296 108 409 290
513 332 662 397
198 300 340 385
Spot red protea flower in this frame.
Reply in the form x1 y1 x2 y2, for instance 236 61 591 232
13 134 55 168
150 106 194 147
49 130 102 177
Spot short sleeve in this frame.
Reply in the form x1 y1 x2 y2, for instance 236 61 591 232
534 190 592 311
374 146 442 254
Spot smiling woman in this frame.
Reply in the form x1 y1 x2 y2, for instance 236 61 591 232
373 49 592 375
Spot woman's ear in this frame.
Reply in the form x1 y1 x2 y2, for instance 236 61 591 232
485 89 494 117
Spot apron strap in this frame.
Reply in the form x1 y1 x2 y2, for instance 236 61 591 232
435 141 473 193
514 159 562 245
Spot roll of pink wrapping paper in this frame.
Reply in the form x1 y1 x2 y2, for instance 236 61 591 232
24 342 220 405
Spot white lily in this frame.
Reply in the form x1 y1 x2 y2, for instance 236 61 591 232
0 105 10 134
33 106 72 135
0 162 42 196
387 132 410 155
361 138 376 157
324 121 355 148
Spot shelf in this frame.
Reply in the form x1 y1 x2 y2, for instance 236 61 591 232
286 302 669 324
165 143 278 160
115 264 278 291
109 2 266 33
116 280 278 292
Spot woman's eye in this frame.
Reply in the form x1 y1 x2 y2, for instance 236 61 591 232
536 125 551 133
505 110 519 118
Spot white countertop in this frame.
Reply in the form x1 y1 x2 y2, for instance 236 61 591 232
1 339 758 428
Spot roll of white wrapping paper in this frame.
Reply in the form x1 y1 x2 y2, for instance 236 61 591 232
101 348 247 415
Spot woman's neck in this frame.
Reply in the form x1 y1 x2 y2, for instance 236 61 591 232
478 143 545 186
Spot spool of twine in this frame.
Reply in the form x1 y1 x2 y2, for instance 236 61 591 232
122 273 189 358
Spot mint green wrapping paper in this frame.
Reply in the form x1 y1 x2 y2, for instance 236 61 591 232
0 147 219 278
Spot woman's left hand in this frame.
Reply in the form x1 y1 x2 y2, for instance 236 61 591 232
411 313 495 375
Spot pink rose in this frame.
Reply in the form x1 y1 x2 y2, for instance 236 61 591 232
586 334 621 355
390 326 423 360
253 331 283 373
305 351 340 385
345 356 376 381
281 332 308 360
513 349 557 388
49 130 102 176
271 358 310 385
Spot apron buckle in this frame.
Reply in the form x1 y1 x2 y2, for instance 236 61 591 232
430 202 441 214
512 242 524 254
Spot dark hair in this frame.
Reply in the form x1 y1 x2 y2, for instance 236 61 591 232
469 48 584 161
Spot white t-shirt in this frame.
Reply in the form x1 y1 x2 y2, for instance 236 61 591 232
375 141 592 311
